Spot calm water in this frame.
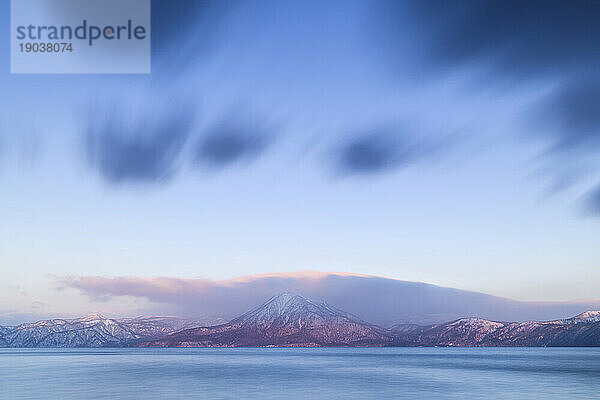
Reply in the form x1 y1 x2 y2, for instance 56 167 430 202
1 347 599 399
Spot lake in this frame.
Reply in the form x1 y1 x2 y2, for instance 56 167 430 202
1 347 599 399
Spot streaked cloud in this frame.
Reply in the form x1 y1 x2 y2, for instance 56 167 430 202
85 102 194 185
0 117 41 169
541 80 600 152
151 0 238 73
334 125 458 176
193 114 274 169
532 80 600 209
393 0 600 77
336 131 409 175
375 0 600 213
584 185 600 217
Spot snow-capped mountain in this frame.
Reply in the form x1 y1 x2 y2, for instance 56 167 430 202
2 295 599 347
230 292 372 330
400 311 600 347
559 311 600 324
138 292 396 347
0 314 221 348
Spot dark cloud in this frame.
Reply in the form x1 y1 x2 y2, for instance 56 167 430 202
151 0 239 73
376 0 600 214
391 0 600 145
541 80 600 152
532 80 600 212
151 0 236 50
584 185 600 216
334 126 453 176
86 105 193 185
151 0 214 51
194 117 274 169
336 131 412 175
58 272 600 326
377 0 600 137
393 0 600 78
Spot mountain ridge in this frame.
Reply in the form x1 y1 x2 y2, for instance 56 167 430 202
2 293 600 347
401 311 600 347
137 293 397 347
0 314 223 348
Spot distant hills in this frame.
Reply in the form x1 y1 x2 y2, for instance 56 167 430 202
403 311 600 347
0 314 223 348
1 293 599 347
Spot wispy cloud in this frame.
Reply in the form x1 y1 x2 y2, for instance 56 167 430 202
336 131 410 175
541 80 600 152
193 113 275 170
150 0 238 74
583 185 600 217
391 0 600 78
0 116 41 170
85 102 194 185
530 80 600 208
333 125 458 176
374 0 600 212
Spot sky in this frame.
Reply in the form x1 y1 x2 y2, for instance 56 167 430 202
1 0 600 323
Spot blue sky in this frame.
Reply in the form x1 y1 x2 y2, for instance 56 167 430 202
1 0 600 322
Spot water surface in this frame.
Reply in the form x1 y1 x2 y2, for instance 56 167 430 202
1 347 599 399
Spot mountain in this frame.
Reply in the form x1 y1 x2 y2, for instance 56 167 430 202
137 293 397 347
138 294 600 348
0 314 220 348
3 295 599 347
402 311 600 347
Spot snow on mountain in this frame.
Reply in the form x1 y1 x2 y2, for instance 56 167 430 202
0 314 220 348
405 311 600 347
2 299 599 348
560 311 600 324
409 318 506 346
230 292 368 329
138 293 396 347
